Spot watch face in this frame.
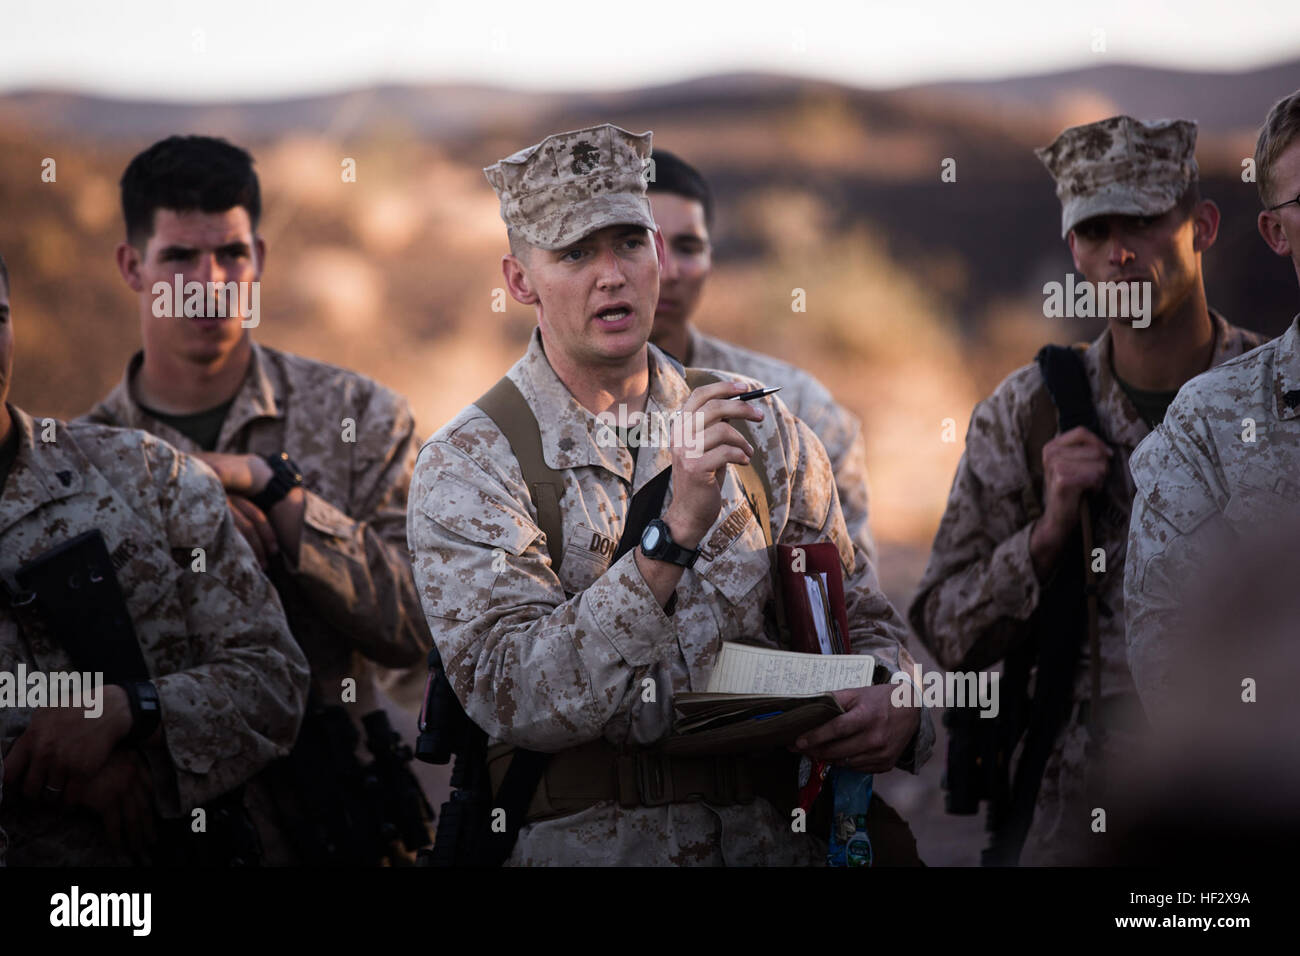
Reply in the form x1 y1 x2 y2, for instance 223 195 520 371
641 523 662 553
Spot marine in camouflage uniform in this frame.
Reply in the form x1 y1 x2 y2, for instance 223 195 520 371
0 407 309 865
909 116 1264 865
1127 92 1300 727
647 149 877 565
409 124 932 866
79 136 431 862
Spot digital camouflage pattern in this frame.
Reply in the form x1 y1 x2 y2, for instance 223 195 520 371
1035 116 1199 238
909 312 1262 864
82 343 431 719
408 330 932 865
484 124 656 250
1126 315 1300 729
0 406 309 865
688 327 877 566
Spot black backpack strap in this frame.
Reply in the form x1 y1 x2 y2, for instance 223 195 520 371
1035 344 1101 437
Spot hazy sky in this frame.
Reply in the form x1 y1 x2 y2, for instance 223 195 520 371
2 0 1298 101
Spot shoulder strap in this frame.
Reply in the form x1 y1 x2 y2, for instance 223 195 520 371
475 377 567 572
1034 344 1100 437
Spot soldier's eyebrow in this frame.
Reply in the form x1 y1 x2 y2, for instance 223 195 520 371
157 243 198 258
0 304 9 320
216 240 252 256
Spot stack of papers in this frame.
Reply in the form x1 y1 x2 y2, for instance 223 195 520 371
660 643 875 756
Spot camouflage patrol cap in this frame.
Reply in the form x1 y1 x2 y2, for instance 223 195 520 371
484 124 656 250
1035 116 1199 238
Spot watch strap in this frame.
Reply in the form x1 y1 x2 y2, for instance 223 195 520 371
250 452 302 513
120 680 161 745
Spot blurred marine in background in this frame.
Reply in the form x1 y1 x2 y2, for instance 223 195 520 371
647 149 878 566
78 137 434 864
909 115 1264 865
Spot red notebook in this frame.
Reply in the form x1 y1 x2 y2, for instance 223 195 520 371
776 542 853 811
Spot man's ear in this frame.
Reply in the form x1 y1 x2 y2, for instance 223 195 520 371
1065 229 1084 273
254 234 267 280
502 254 538 305
1257 209 1292 258
116 241 145 293
653 228 667 272
1191 199 1221 252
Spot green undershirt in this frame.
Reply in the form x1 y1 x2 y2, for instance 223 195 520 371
1113 372 1180 431
140 398 235 452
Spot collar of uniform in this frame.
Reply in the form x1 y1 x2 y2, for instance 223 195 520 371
1084 326 1150 450
0 405 85 537
1085 310 1246 447
511 329 688 486
1271 314 1300 421
98 342 284 451
217 342 285 442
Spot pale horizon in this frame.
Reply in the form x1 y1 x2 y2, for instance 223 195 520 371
2 0 1298 103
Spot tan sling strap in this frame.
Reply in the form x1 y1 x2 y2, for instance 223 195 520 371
475 376 568 571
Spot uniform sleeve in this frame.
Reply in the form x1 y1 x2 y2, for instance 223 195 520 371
150 448 310 812
1124 416 1224 730
767 401 934 772
285 389 432 668
799 391 877 568
908 383 1043 672
406 426 678 752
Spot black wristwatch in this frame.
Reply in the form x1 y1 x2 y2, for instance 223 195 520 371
119 680 161 745
639 518 701 569
250 452 304 513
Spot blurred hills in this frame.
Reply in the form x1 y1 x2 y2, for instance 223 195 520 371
2 59 1298 553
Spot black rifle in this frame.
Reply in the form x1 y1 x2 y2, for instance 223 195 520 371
938 346 1102 865
414 645 495 867
361 710 435 856
985 345 1101 866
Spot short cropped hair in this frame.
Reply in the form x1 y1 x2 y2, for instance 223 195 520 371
647 149 714 230
1255 90 1300 207
121 135 261 247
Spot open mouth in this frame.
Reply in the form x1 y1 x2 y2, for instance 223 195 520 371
595 305 632 323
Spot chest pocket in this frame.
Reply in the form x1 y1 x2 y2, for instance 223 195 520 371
557 524 616 594
1223 470 1299 534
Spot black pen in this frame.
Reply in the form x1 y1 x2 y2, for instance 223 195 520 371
735 385 781 402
